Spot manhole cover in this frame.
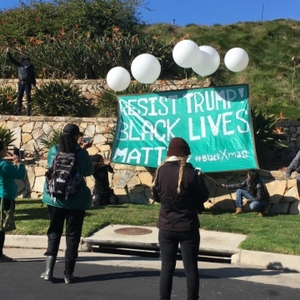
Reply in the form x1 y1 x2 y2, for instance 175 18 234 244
114 227 152 236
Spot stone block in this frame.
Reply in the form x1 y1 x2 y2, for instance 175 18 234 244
34 166 47 177
283 186 299 202
269 203 290 214
16 179 25 194
289 201 300 215
138 172 154 187
129 193 148 204
113 187 129 204
33 176 46 193
127 175 141 189
128 185 145 194
286 178 296 189
113 170 134 188
266 180 286 204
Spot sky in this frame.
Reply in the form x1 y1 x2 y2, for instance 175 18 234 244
0 0 299 27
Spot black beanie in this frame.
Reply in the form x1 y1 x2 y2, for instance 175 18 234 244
167 137 191 157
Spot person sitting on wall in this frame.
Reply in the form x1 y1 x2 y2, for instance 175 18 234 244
90 154 119 206
221 169 269 217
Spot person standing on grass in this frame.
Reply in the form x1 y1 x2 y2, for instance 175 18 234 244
6 47 36 116
284 150 300 197
221 169 269 216
41 123 94 283
0 141 26 262
152 137 209 300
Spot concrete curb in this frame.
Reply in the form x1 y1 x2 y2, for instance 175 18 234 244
5 228 300 273
232 250 300 273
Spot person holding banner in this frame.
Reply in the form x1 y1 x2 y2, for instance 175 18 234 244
90 154 119 206
284 150 300 196
221 169 269 216
152 137 209 300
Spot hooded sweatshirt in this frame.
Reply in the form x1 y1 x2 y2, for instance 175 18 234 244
7 52 36 85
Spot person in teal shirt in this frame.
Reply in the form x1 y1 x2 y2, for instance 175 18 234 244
0 141 26 262
41 123 94 283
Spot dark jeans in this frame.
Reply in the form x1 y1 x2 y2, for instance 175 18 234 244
159 229 200 300
46 205 85 261
235 189 268 212
17 82 32 115
0 199 15 256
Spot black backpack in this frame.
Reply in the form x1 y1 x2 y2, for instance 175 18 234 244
45 147 82 200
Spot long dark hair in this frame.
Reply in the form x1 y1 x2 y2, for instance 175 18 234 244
57 134 77 152
248 169 260 195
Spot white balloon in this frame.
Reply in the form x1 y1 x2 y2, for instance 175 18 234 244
224 47 249 72
172 40 202 68
106 67 131 91
192 46 220 76
131 53 161 84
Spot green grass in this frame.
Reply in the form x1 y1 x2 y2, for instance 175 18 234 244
14 199 300 256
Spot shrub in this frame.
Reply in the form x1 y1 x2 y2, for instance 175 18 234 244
95 82 155 117
251 107 286 164
32 80 97 116
0 86 17 115
40 129 62 150
0 125 16 146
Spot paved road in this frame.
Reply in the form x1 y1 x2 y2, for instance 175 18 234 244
1 260 300 300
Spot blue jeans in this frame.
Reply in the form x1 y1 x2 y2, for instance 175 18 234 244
235 189 268 212
159 229 200 300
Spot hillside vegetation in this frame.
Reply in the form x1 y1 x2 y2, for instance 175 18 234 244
1 1 300 118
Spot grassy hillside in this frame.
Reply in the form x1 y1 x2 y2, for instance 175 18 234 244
142 19 300 119
1 1 300 119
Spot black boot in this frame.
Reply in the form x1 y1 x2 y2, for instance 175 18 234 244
64 259 76 284
41 256 56 281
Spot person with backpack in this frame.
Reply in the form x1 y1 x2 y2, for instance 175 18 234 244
6 47 36 116
152 137 209 300
41 123 94 284
90 154 119 206
0 141 26 262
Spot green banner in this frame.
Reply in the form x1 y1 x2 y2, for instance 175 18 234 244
111 84 258 172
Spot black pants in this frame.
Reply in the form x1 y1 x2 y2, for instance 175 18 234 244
0 199 15 256
93 189 119 206
17 82 32 115
158 229 200 300
46 205 85 261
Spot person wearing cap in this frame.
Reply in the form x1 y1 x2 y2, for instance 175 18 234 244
41 123 94 284
152 137 209 300
6 47 36 116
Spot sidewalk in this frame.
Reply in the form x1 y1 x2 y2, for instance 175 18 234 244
4 224 300 290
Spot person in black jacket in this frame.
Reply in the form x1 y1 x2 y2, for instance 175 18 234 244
284 150 300 196
152 137 209 300
90 154 119 206
221 169 269 216
6 47 36 116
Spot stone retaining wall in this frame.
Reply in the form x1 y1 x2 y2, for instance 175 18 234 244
1 116 298 215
